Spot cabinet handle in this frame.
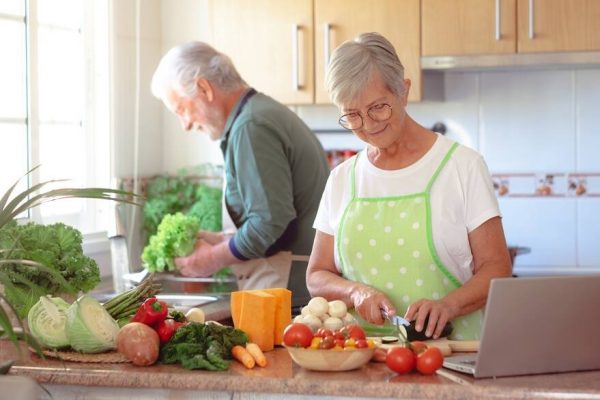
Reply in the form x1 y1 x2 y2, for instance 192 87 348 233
528 0 535 39
495 0 501 40
292 24 300 91
324 23 331 77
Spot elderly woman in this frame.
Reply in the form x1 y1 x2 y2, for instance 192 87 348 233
306 33 512 340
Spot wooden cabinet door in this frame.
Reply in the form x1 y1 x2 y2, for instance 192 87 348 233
314 0 421 103
206 0 314 104
517 0 600 53
422 0 517 56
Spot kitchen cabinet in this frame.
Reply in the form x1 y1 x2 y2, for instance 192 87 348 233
314 0 421 103
206 0 314 105
206 0 421 104
422 0 600 56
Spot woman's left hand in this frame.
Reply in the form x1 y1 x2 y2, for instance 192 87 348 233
404 298 459 339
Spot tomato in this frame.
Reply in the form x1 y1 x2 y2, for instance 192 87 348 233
283 323 314 348
416 347 444 375
315 328 333 338
355 339 368 349
334 338 346 348
318 336 335 349
409 341 428 354
386 347 416 374
340 324 366 340
334 331 346 341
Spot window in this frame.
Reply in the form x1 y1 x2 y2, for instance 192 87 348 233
0 0 110 235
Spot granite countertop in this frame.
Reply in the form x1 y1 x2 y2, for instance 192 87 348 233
3 341 600 399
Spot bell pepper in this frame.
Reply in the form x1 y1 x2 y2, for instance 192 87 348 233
131 297 168 326
156 318 185 344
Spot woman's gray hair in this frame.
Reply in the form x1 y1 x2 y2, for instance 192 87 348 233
326 32 405 107
151 41 246 100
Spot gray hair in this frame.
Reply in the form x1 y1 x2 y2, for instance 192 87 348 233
151 41 246 100
326 32 405 107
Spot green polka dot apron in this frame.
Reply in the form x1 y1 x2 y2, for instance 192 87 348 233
337 143 482 340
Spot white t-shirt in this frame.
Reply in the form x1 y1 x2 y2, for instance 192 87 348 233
313 134 501 284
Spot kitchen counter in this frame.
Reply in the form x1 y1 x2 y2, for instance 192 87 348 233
3 341 600 400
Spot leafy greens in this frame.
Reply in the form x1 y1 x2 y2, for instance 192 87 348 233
159 322 248 371
0 221 101 319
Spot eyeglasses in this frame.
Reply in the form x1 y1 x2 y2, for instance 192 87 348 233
338 103 393 131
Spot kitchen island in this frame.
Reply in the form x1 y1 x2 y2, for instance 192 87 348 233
3 341 600 400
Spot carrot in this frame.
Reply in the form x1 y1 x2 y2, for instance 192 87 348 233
246 342 267 367
232 345 255 369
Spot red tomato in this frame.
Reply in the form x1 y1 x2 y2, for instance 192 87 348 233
355 339 368 349
409 341 428 354
340 324 366 340
334 338 345 348
333 331 346 341
283 323 314 348
318 336 335 349
416 347 444 375
386 347 416 374
315 328 333 338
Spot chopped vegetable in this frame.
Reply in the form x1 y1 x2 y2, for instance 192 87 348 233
160 322 248 371
245 342 267 367
131 297 168 326
232 345 255 369
141 212 200 272
66 295 120 353
27 296 70 349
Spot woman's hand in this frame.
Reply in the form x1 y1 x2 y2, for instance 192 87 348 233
404 298 460 339
350 284 396 325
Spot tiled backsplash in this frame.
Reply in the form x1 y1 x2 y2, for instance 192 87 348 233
296 68 600 274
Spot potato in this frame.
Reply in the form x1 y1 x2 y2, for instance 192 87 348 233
116 322 160 366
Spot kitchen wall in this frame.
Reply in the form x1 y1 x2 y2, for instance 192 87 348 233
111 0 600 276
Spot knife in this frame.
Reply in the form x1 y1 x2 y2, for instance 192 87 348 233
380 309 454 341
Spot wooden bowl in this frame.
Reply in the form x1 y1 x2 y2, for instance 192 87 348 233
284 345 375 371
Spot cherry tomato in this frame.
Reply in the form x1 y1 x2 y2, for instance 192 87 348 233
283 323 314 348
315 328 333 338
334 331 346 341
416 347 444 375
318 336 335 349
355 339 369 349
340 324 366 340
334 338 346 348
409 341 428 354
386 347 416 374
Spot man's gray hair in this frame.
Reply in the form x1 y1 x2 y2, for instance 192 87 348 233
326 32 405 107
151 41 246 100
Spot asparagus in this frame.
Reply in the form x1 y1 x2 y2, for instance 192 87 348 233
102 273 161 320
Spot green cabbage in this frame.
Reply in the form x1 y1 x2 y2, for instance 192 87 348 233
66 295 119 353
27 296 70 349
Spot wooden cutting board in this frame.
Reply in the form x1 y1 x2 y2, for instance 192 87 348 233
369 337 479 356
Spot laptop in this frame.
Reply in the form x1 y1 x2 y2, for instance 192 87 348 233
443 275 600 378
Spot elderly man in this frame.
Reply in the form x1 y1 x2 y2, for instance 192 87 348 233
151 41 329 308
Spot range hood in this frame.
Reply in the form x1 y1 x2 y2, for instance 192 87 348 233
421 51 600 71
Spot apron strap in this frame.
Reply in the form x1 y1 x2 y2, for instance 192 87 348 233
349 152 360 199
425 142 459 194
